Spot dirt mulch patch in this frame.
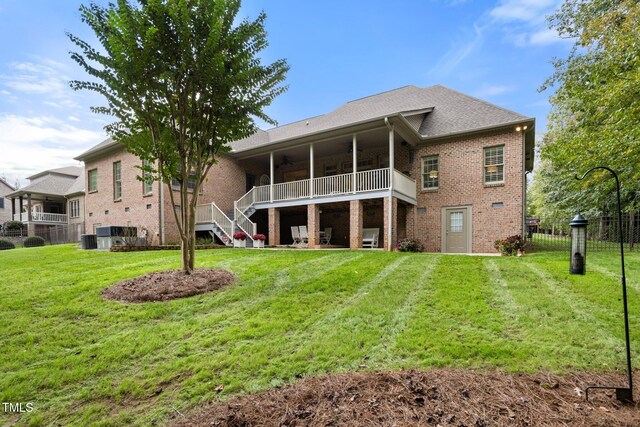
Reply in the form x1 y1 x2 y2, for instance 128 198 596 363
101 269 235 303
172 369 639 426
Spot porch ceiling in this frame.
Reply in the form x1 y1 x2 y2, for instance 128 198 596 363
238 127 403 168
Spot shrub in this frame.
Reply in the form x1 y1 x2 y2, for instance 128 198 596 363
195 236 213 245
23 236 45 248
494 234 525 256
252 234 266 241
233 231 247 240
397 238 423 252
3 221 24 231
0 240 15 250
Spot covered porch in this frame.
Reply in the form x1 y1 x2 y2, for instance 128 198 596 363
8 192 68 225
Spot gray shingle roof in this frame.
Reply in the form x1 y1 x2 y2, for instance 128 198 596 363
8 174 79 197
27 166 82 180
74 137 119 161
65 173 85 196
231 85 531 152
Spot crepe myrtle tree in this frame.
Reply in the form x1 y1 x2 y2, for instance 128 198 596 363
68 0 288 273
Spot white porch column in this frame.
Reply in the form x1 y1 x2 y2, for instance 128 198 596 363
352 134 357 194
309 143 315 198
269 151 274 203
388 125 394 250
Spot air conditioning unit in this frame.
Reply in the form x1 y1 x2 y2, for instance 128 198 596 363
97 236 125 250
80 234 97 250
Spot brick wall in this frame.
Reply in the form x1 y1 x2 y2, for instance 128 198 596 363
84 148 162 244
410 130 524 253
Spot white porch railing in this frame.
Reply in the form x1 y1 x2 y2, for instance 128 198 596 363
314 173 352 196
251 168 415 204
13 212 68 223
392 170 417 200
236 187 255 213
272 179 309 201
196 203 234 240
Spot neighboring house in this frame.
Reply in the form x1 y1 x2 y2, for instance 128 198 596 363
74 85 535 253
0 177 16 225
5 166 85 240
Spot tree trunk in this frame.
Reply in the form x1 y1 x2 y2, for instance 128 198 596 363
630 211 635 251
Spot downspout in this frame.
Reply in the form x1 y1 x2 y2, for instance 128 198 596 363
384 117 394 251
522 131 527 240
159 179 165 245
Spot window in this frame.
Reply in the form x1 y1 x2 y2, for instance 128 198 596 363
171 175 198 191
113 161 122 200
342 159 373 174
421 155 439 189
484 145 504 184
0 198 4 209
324 164 337 176
88 169 98 192
142 160 154 195
69 199 80 218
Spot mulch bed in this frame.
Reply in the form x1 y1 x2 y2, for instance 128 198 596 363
101 269 235 303
172 369 640 426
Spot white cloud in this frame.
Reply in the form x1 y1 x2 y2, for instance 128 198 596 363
490 0 556 23
0 114 102 184
529 27 564 45
1 61 74 100
431 24 486 76
473 84 515 98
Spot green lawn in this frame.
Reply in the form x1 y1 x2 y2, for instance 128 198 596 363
1 245 639 426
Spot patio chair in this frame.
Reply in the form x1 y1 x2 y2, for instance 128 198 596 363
291 226 301 245
362 228 379 248
299 225 309 245
319 227 332 245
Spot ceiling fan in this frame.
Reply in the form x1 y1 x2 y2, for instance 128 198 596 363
280 155 295 166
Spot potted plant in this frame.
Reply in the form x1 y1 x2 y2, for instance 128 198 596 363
233 231 247 248
253 233 266 248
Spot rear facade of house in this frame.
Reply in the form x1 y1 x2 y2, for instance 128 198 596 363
74 84 534 253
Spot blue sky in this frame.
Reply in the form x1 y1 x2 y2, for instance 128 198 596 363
0 0 571 186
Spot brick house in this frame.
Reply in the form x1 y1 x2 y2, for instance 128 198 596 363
75 85 535 253
5 167 85 239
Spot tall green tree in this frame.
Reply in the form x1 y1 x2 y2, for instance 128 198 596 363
68 0 288 273
540 0 640 212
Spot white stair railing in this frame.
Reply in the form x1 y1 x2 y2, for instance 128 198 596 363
235 203 257 238
211 203 234 240
236 187 255 214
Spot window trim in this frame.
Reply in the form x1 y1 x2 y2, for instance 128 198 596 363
142 160 154 196
483 145 504 185
69 199 80 218
113 161 122 201
88 169 98 193
421 155 439 190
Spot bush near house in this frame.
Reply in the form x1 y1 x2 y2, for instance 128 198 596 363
397 238 424 252
23 236 45 248
494 235 526 256
2 221 24 232
0 240 15 250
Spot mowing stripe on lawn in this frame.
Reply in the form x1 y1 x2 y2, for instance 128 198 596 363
484 259 521 321
365 254 442 368
523 261 627 348
392 256 515 369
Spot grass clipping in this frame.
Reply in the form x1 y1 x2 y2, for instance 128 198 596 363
102 269 235 303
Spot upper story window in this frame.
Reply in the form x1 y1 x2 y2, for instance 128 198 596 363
324 164 337 176
0 198 4 209
171 175 199 193
484 145 504 184
342 159 373 174
142 160 153 195
69 199 80 218
113 161 122 200
88 169 98 193
421 155 439 189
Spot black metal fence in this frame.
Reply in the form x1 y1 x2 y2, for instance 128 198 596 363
528 213 640 252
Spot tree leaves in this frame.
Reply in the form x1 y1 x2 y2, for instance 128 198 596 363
537 0 640 215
